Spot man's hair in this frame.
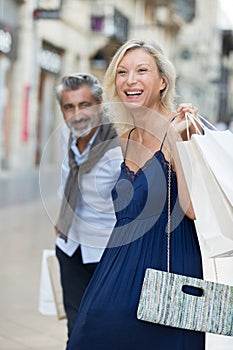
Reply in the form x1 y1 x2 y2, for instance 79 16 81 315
56 72 103 104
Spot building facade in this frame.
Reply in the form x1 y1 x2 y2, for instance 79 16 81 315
0 0 21 169
0 0 231 171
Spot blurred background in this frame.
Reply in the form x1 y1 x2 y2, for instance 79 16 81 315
0 1 233 349
0 0 233 172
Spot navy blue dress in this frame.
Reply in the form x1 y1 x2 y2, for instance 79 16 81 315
68 133 205 350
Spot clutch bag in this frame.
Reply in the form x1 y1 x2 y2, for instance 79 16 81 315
137 269 233 336
137 160 233 336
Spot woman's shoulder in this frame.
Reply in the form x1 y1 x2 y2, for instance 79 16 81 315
120 129 133 143
121 130 131 140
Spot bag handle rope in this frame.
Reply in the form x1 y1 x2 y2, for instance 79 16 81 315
185 112 217 140
167 160 171 272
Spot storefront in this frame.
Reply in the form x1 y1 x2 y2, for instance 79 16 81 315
0 23 17 169
35 42 63 166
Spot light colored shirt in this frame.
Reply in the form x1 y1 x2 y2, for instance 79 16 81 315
56 125 122 263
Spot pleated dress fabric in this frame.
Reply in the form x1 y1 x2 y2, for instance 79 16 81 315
67 134 205 350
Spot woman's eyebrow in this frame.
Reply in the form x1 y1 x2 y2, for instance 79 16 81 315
117 63 151 68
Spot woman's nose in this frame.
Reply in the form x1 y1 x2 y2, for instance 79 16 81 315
127 71 137 85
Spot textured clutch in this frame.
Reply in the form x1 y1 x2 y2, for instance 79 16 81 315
137 269 233 336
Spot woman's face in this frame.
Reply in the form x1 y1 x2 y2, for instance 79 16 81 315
115 48 166 111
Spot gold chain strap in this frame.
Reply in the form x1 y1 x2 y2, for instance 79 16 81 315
167 160 171 272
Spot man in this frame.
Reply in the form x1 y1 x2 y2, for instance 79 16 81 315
55 73 122 344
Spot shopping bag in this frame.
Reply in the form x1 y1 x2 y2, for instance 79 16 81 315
192 128 233 205
47 254 66 320
38 249 57 316
38 249 66 319
177 134 233 258
184 113 233 205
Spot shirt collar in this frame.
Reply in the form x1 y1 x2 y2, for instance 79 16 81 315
70 127 99 160
71 127 99 147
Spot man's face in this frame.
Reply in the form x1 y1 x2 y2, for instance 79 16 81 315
60 85 102 138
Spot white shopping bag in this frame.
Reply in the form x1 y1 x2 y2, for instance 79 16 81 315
47 254 66 320
178 114 233 348
38 249 57 316
192 128 233 205
177 136 233 258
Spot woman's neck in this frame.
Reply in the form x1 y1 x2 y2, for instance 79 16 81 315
131 107 174 140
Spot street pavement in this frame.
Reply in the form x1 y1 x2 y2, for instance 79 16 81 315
0 168 67 349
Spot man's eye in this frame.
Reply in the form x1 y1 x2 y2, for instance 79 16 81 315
80 102 92 109
64 105 74 111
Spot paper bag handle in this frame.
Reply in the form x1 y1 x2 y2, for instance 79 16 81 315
185 112 217 140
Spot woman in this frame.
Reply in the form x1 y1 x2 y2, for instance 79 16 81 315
68 39 205 349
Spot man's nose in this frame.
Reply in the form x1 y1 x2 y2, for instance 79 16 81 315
73 107 86 119
74 106 82 114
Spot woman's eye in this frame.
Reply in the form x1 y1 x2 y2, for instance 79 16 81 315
117 70 127 76
138 68 147 73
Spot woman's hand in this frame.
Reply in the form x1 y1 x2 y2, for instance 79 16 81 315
171 103 199 141
176 103 198 119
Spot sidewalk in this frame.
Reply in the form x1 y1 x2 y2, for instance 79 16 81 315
0 168 67 349
0 166 59 208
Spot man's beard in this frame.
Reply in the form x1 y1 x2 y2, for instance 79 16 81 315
67 113 99 139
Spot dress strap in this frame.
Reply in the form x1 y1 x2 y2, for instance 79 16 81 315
124 127 136 161
160 133 167 152
160 115 177 152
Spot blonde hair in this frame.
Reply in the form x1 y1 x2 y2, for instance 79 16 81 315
103 39 176 134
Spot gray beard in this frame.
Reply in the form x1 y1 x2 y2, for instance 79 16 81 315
69 122 93 139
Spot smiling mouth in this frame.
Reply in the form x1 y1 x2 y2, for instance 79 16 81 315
125 90 143 96
71 117 90 127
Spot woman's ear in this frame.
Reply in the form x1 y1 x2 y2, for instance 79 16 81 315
160 78 166 92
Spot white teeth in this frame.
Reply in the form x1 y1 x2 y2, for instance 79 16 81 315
126 91 142 95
